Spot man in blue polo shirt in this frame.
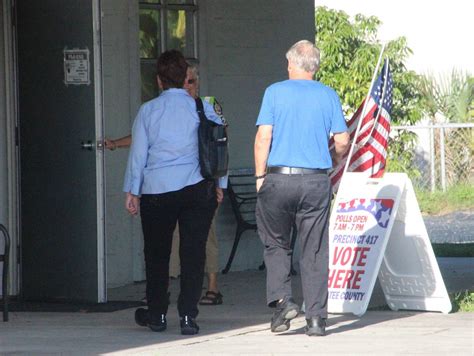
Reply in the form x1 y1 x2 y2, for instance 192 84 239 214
254 40 349 336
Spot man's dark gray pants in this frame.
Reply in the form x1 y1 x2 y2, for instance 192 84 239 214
256 173 331 319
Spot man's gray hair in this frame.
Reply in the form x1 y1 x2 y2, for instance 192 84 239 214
285 40 320 73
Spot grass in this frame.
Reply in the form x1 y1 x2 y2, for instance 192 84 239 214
450 290 474 312
416 184 474 215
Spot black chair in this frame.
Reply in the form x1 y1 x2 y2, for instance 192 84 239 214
0 224 10 321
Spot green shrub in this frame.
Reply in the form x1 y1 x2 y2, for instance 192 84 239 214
451 290 474 312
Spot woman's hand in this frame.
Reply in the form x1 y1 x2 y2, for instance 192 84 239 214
125 192 140 215
216 187 224 204
104 138 117 150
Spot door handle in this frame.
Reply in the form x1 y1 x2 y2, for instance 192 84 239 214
81 140 93 150
81 140 105 151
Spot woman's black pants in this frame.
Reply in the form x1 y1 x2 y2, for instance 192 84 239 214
140 179 217 318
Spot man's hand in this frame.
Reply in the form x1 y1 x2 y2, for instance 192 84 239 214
125 192 140 216
254 125 272 192
216 187 224 204
256 178 265 192
331 148 342 167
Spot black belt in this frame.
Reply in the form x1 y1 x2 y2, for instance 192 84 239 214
267 166 327 175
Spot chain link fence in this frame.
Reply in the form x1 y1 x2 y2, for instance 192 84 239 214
391 123 474 191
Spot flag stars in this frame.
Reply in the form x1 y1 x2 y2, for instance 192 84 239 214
363 199 373 209
379 209 391 227
372 200 383 214
336 198 394 228
349 199 357 208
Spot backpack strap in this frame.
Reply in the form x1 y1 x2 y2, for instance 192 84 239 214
195 97 206 123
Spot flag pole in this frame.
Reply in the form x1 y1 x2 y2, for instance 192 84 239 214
341 43 386 175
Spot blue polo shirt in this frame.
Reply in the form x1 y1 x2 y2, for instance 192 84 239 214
123 89 226 195
256 79 347 169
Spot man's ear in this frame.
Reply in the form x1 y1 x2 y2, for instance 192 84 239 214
157 76 163 90
287 60 294 74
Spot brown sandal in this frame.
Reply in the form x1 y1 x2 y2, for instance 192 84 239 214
199 291 223 305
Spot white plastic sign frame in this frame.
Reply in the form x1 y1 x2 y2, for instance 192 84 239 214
328 172 451 316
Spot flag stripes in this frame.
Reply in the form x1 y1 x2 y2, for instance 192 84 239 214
329 61 393 191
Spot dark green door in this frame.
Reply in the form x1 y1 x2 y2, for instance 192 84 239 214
17 0 105 302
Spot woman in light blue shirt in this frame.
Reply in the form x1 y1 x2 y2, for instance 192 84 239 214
123 50 223 336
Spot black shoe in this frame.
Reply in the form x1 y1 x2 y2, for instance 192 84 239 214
135 308 149 327
135 308 167 332
180 315 199 335
270 297 300 333
305 316 326 336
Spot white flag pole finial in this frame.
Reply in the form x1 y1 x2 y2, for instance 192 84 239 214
341 43 387 176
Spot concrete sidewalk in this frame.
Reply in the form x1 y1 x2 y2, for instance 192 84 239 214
0 258 473 355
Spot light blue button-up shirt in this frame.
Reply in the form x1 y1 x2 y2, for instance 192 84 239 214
123 88 227 195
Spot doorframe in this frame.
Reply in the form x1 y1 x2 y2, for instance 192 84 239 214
9 0 107 302
3 0 19 296
93 0 106 303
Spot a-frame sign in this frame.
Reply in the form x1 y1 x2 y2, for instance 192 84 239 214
328 172 451 316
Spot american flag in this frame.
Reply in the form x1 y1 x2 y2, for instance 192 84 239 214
329 61 393 191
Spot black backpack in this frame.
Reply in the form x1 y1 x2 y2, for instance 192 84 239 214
195 97 229 179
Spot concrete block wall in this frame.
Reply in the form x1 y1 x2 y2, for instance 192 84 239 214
102 0 315 287
199 0 315 272
199 0 315 168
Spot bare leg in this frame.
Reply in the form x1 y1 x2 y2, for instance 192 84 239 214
207 272 218 293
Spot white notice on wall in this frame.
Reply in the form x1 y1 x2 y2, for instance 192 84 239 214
64 48 90 85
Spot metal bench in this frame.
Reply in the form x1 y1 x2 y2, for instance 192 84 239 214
222 169 296 275
0 224 10 321
222 169 257 274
